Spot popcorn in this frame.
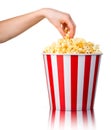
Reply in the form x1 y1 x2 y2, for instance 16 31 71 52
43 34 101 54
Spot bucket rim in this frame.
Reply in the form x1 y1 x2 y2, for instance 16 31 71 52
42 53 103 56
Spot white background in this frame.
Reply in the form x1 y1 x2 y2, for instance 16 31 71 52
0 0 111 130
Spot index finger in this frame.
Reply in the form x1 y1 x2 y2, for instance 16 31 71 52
67 20 76 38
64 15 76 38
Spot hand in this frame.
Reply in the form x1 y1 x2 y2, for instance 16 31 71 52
0 8 76 43
42 8 76 38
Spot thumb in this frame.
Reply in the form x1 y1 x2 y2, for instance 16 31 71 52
56 23 66 37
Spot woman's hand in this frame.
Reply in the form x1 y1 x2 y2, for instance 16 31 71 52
42 8 76 38
0 8 76 43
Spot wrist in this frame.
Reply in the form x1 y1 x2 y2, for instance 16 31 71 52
31 8 48 22
38 8 50 18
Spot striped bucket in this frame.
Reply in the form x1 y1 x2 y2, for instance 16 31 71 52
43 54 102 111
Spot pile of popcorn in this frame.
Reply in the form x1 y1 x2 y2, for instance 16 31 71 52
43 34 101 54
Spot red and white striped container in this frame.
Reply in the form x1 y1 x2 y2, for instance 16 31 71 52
43 54 102 111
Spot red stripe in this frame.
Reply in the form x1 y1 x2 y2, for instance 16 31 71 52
57 55 65 110
71 56 78 110
60 111 65 126
71 111 77 127
82 111 88 126
47 55 56 110
43 55 51 109
91 110 95 125
50 110 56 127
90 55 100 109
82 56 91 110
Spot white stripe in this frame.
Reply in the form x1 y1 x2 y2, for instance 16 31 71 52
55 111 60 128
48 110 52 125
64 55 71 110
77 111 83 129
87 56 96 109
92 56 101 106
87 110 93 126
51 55 60 110
44 55 52 109
77 56 85 110
64 111 71 127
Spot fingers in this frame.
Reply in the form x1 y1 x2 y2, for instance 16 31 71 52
44 8 76 38
67 18 76 38
57 20 76 38
55 22 66 37
61 14 76 38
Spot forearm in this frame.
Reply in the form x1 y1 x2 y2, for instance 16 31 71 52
0 9 45 43
0 8 76 43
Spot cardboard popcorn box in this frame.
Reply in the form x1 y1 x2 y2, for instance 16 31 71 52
43 54 102 111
